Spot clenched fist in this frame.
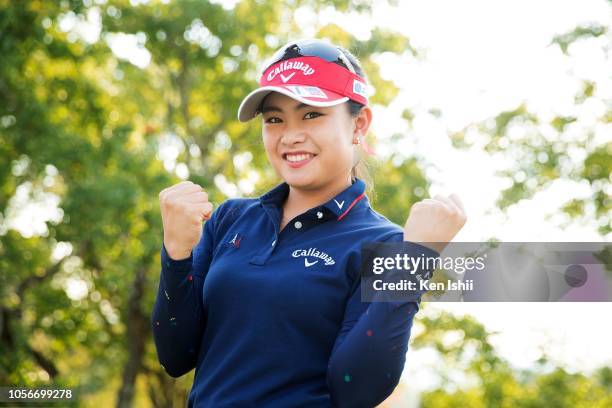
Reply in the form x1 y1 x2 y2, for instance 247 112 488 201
403 194 467 253
159 181 213 260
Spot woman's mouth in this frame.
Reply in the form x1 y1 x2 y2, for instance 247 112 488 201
283 152 316 169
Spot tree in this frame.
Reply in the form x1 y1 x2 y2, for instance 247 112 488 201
1 1 424 406
448 22 611 236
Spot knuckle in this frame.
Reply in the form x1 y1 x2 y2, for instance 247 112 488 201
161 194 172 207
434 202 445 212
410 205 423 214
167 196 181 209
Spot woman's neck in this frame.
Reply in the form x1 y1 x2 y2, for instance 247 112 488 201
282 176 353 221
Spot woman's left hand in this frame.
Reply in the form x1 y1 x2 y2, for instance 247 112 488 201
403 193 467 253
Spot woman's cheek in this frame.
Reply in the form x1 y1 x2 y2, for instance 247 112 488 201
262 135 279 169
319 149 349 174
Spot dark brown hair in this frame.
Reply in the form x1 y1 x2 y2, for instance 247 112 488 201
336 45 373 189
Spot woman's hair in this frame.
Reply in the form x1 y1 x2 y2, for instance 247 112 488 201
257 42 373 189
336 45 373 188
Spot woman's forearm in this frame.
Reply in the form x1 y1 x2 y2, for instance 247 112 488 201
151 244 206 378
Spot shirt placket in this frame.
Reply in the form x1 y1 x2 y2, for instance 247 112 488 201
249 206 330 265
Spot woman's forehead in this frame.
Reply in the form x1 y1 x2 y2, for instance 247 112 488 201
263 92 298 107
261 92 336 113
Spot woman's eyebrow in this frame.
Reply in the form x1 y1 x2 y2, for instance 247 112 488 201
261 102 310 114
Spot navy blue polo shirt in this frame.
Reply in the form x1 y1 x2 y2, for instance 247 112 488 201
152 178 438 407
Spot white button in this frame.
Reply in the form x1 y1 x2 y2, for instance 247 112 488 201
316 211 323 219
294 221 302 229
271 240 276 247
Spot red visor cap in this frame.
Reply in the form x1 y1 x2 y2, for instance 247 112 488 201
237 56 369 122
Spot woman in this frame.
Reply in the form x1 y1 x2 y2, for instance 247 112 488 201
153 39 466 407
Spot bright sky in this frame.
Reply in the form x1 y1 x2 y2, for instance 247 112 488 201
358 0 612 399
7 0 612 397
292 2 612 390
282 0 612 394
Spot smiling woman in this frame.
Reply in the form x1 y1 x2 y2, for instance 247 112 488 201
152 38 467 407
258 92 370 230
254 42 374 187
247 41 375 231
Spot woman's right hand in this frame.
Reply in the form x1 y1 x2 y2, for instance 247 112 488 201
159 181 213 260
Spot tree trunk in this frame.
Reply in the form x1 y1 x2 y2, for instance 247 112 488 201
116 265 149 408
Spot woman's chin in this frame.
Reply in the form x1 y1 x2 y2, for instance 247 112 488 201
282 172 318 189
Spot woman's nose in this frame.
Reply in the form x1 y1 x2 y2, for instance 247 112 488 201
280 126 307 145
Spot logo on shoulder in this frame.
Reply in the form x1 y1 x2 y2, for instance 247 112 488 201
228 233 242 249
292 247 335 266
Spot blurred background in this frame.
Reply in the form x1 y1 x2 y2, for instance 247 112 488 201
1 0 611 406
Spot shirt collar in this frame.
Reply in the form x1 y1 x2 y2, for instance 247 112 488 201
259 178 368 221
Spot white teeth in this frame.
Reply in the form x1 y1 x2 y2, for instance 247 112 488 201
286 153 313 162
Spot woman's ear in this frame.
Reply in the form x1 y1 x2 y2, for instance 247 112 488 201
353 105 373 138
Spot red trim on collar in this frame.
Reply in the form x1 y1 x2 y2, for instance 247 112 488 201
337 193 366 221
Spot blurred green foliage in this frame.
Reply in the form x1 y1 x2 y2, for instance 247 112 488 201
414 309 612 407
449 31 611 235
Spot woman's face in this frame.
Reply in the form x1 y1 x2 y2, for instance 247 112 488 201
261 92 368 191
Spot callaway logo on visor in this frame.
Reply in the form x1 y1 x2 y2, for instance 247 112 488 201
267 60 316 81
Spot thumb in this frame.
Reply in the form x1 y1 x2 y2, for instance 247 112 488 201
198 203 214 222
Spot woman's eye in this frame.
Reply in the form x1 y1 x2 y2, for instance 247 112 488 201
304 112 322 119
264 113 321 123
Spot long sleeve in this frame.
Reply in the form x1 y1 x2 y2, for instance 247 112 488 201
151 208 218 378
326 238 439 407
